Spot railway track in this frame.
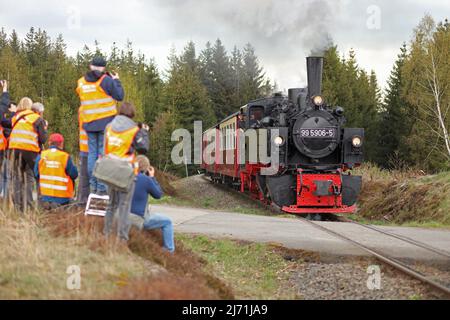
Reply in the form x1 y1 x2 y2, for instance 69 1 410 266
302 218 450 298
203 174 450 298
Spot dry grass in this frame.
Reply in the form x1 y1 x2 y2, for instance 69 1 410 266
0 205 233 300
354 164 450 227
0 208 151 299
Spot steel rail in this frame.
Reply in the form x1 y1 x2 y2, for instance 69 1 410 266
338 217 450 259
300 218 450 297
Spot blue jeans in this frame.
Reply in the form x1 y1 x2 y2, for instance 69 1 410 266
87 131 106 194
143 214 175 253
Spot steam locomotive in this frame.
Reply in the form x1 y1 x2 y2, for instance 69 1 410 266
201 56 364 216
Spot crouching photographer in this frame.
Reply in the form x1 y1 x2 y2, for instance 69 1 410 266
129 155 175 253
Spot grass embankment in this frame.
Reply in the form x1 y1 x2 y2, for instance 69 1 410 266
0 206 233 300
354 164 450 228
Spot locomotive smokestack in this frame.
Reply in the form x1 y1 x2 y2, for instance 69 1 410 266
306 56 323 99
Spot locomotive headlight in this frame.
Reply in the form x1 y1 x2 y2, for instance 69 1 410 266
312 95 324 106
352 136 363 148
273 136 284 146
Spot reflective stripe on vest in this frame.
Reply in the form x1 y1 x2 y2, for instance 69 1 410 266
79 109 89 153
8 110 41 153
0 127 7 151
38 149 74 199
77 75 118 124
105 125 139 174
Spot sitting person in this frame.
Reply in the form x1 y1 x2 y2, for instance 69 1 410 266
129 155 175 253
34 133 78 209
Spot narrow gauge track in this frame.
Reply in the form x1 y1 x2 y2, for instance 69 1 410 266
203 175 450 297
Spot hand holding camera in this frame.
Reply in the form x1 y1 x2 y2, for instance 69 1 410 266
0 80 7 92
110 71 120 80
147 166 155 178
138 122 150 132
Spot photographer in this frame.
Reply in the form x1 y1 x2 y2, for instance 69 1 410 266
76 57 124 196
9 97 48 212
103 102 149 242
129 155 175 253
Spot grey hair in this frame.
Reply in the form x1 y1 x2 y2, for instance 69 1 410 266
31 102 45 113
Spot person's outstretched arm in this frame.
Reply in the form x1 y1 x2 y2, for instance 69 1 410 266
0 81 10 119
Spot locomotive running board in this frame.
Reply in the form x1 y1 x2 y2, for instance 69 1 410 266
282 205 357 215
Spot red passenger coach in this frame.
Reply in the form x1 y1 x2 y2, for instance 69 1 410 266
202 57 364 218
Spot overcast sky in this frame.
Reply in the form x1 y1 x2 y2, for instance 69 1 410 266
1 0 449 92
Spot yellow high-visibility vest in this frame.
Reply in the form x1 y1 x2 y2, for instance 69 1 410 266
105 125 139 174
78 109 89 153
8 110 41 153
38 148 74 199
76 74 118 124
0 127 7 151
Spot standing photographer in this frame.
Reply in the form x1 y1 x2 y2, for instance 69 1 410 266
103 102 149 242
76 57 124 196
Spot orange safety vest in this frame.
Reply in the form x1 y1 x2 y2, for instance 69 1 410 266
104 125 139 174
8 110 41 153
78 109 89 153
38 148 74 199
76 74 118 124
0 127 7 151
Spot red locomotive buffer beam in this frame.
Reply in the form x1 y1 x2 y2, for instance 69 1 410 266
282 171 357 215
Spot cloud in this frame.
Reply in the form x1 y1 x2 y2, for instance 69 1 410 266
0 0 449 91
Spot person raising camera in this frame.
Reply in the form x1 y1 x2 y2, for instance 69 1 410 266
129 155 175 253
76 57 124 196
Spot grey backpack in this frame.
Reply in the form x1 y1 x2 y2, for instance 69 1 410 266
93 155 135 192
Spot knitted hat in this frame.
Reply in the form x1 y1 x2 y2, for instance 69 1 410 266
91 56 107 67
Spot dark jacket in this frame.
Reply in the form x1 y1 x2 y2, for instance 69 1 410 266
130 173 163 217
104 115 149 155
0 92 11 137
34 117 48 148
0 92 9 119
82 71 125 132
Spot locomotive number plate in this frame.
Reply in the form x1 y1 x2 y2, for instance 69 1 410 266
300 129 336 138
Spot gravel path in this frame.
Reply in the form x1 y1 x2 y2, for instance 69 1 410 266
290 257 443 300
